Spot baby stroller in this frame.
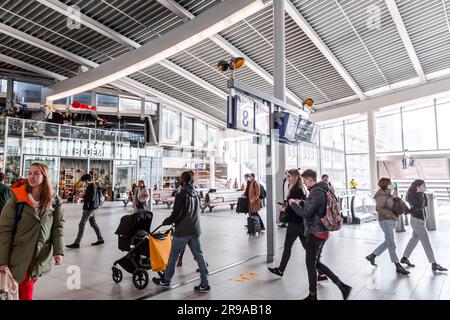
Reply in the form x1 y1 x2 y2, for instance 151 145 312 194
112 210 173 289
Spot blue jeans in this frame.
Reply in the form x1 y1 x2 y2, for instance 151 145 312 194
373 220 399 263
163 235 209 286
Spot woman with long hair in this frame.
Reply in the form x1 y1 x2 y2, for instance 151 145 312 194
400 180 447 272
0 162 64 300
268 169 308 276
365 178 409 275
134 180 150 211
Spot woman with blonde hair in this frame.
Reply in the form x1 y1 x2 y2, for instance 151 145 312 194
269 168 307 276
0 162 64 300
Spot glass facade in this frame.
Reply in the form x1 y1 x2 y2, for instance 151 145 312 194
13 81 42 103
195 122 207 148
162 108 180 144
1 79 7 92
181 116 193 146
73 92 92 106
97 94 119 108
436 102 450 149
375 109 403 152
120 98 141 113
402 104 437 151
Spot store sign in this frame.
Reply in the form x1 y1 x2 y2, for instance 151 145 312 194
73 147 104 158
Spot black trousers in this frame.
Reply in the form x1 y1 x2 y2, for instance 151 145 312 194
279 222 303 272
300 234 341 295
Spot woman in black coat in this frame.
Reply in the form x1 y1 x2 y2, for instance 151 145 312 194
268 169 307 276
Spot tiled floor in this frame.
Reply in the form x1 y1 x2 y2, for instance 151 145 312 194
32 201 450 300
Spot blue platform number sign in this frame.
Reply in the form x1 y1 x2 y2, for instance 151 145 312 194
234 95 255 133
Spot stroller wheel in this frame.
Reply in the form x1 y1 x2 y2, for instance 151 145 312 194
112 267 123 283
132 269 149 290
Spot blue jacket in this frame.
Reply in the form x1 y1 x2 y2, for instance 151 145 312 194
291 181 329 235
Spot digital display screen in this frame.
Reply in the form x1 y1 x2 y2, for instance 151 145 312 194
295 117 318 144
254 102 270 136
284 113 299 141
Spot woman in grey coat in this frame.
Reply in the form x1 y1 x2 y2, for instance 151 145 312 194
365 178 409 275
400 180 447 272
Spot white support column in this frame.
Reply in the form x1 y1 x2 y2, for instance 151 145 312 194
266 0 287 263
367 111 378 193
210 155 215 189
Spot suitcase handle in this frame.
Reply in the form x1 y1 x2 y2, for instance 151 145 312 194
151 224 174 235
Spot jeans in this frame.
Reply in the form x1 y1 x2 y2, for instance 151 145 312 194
75 210 103 244
373 220 399 263
403 217 436 263
279 222 303 272
163 235 209 286
301 234 341 295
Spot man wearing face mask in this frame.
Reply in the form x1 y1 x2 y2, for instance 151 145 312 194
400 180 447 272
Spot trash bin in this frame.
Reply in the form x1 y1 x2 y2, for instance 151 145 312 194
425 192 438 231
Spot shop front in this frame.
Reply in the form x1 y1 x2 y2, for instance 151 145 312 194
0 117 163 202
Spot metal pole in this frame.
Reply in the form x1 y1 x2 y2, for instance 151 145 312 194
367 111 378 193
267 0 287 263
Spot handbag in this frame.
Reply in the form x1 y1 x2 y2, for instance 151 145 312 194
279 210 288 223
0 267 19 300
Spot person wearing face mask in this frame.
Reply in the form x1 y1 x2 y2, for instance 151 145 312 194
365 178 409 275
400 180 447 272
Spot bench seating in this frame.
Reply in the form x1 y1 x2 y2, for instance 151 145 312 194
202 190 243 213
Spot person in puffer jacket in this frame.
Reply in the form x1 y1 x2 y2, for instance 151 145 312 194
289 169 351 300
365 178 409 275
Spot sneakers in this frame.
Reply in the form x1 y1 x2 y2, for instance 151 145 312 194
365 253 377 266
66 243 80 249
432 263 448 272
400 257 415 267
91 240 104 246
395 263 410 275
194 284 211 292
268 267 283 277
152 277 170 287
302 293 317 300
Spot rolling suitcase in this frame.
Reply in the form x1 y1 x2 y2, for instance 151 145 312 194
247 215 261 235
237 197 249 214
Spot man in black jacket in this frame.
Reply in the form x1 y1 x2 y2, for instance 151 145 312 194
289 169 351 300
67 174 104 249
153 171 210 292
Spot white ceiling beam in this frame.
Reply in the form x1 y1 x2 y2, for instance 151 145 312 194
385 0 426 82
285 0 366 100
0 22 97 69
0 53 67 81
35 0 140 48
36 0 230 101
43 0 267 101
156 0 304 107
310 76 450 123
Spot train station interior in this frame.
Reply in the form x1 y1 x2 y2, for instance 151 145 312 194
1 0 450 301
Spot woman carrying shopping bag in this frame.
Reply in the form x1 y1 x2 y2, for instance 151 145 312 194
0 162 64 300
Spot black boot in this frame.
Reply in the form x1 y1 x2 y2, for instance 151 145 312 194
432 263 448 272
400 257 415 267
395 263 410 275
302 293 317 300
338 283 352 300
268 267 284 277
365 253 377 266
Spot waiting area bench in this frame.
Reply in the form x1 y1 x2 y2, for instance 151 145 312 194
202 189 243 213
153 189 176 209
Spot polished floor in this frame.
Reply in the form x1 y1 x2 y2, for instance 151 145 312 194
32 201 450 300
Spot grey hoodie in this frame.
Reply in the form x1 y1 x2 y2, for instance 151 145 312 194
162 184 201 237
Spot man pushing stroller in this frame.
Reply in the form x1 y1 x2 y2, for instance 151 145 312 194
152 171 210 292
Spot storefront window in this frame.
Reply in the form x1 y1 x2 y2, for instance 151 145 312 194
59 159 88 202
5 137 20 185
73 92 92 106
207 127 217 149
120 98 141 113
181 116 193 146
114 160 136 199
13 81 42 103
195 122 207 148
162 108 180 144
375 109 403 152
97 94 119 108
436 102 450 149
402 104 437 151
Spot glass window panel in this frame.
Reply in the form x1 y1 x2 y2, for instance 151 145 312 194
345 118 368 154
162 108 179 144
13 81 42 103
403 106 437 151
195 122 207 148
73 92 92 106
375 111 403 152
181 117 193 146
1 79 7 92
320 124 344 151
97 94 118 108
346 154 371 190
436 103 450 149
145 101 157 113
207 127 217 148
120 98 141 113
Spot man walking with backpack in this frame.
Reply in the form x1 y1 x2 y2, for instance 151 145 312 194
289 169 351 300
67 174 104 249
0 172 11 212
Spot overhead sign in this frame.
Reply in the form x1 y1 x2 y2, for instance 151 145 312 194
228 95 255 133
254 101 270 136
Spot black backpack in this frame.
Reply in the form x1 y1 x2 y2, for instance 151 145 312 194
259 184 266 199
